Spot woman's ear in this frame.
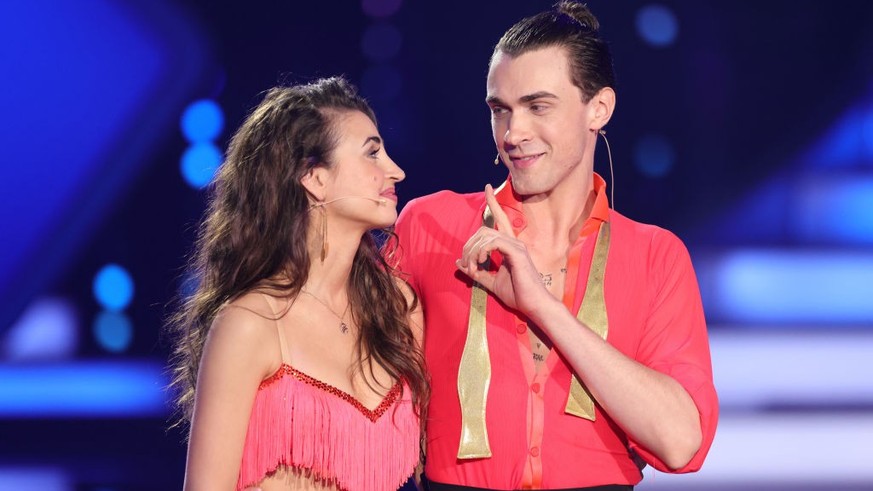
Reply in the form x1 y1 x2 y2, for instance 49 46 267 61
589 87 616 132
300 166 329 202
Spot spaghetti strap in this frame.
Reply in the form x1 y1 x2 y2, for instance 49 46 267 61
262 293 290 365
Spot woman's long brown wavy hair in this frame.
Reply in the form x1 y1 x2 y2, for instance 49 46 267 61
167 77 428 430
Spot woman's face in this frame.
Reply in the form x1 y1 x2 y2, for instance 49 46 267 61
322 110 405 230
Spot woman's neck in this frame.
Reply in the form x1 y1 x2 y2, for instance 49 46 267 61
304 218 364 298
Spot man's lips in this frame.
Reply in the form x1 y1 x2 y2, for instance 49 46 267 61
508 153 544 168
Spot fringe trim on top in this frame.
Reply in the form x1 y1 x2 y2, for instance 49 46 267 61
237 364 420 491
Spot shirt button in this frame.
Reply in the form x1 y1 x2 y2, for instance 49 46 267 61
531 382 541 394
512 217 525 228
516 323 527 334
530 446 540 457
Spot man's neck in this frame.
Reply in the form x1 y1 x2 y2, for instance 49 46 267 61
517 172 596 252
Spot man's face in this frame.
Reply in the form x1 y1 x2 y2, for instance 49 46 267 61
486 45 594 197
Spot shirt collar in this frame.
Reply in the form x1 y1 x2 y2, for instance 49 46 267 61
492 172 610 238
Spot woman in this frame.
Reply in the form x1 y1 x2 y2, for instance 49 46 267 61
168 77 427 491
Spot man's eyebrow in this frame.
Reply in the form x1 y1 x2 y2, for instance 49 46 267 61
486 91 559 105
519 91 558 103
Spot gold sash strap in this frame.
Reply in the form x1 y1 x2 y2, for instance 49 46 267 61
456 205 610 459
456 207 494 459
565 221 610 420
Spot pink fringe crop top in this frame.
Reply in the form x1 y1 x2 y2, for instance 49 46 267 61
236 363 420 491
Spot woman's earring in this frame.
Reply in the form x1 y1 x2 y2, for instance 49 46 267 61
319 206 328 262
494 154 500 166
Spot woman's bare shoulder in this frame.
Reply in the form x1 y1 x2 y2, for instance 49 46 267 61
205 291 285 376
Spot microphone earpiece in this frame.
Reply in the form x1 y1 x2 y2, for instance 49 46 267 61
312 196 390 207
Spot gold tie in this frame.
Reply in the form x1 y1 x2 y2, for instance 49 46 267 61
456 207 610 459
565 221 610 420
456 207 494 458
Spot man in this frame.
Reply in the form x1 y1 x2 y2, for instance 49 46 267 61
392 2 718 489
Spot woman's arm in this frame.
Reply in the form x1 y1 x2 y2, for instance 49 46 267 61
183 299 277 491
397 277 424 349
395 277 425 490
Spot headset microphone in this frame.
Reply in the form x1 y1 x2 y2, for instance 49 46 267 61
310 196 388 208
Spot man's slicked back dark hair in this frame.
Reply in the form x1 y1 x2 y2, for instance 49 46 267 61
493 1 616 102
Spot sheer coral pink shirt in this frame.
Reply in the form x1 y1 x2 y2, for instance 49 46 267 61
391 174 718 489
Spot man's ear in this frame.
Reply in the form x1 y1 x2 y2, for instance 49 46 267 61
300 166 330 202
589 86 616 132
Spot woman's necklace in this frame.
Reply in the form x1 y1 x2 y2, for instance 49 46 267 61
300 289 351 334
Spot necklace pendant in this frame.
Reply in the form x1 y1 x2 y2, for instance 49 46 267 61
340 322 349 334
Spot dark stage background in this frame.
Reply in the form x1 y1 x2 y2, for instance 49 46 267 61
1 1 872 489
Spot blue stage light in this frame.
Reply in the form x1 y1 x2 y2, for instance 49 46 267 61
178 273 200 299
93 264 134 312
0 361 168 417
181 142 222 189
3 298 78 361
0 0 210 336
636 5 678 48
0 469 70 491
633 134 675 178
181 99 223 143
863 105 873 158
93 311 133 353
712 250 873 323
795 176 873 244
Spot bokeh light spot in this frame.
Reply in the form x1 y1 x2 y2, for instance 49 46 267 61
636 5 678 47
93 311 133 353
93 264 134 311
181 99 224 143
181 142 222 189
4 298 78 361
633 134 676 178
